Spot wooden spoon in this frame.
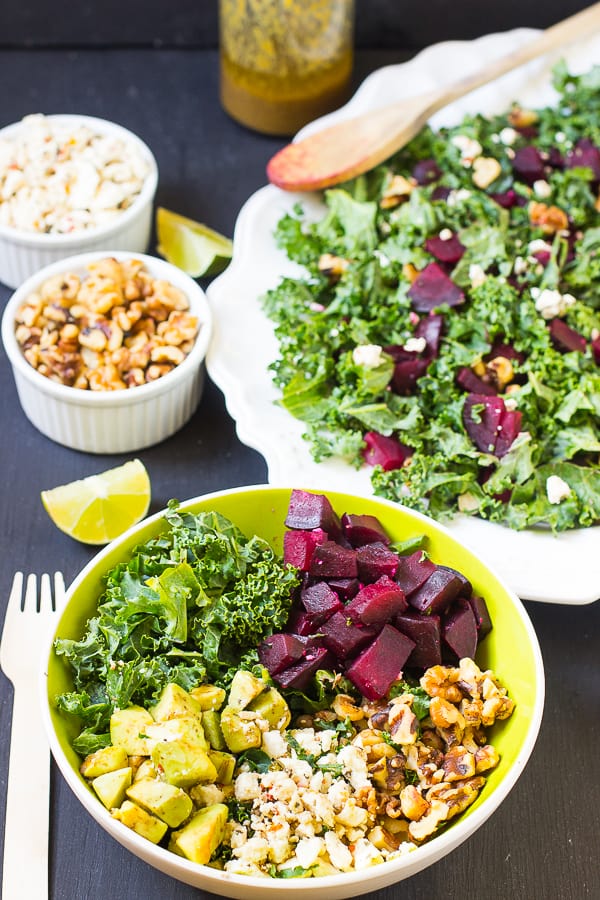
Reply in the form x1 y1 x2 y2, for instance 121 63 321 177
267 2 600 192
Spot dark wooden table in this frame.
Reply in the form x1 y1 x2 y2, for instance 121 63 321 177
0 45 598 900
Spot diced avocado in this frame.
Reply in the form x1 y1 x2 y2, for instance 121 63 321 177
110 706 153 756
92 767 132 810
247 687 291 731
152 740 217 789
169 804 228 864
150 683 204 722
207 750 236 785
219 705 262 753
145 715 208 752
201 709 226 751
112 800 168 844
134 759 157 782
227 670 266 711
80 745 129 778
190 684 226 711
126 779 193 828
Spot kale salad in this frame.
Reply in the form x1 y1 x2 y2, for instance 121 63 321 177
263 63 600 532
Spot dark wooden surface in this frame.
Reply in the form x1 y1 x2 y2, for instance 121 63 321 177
0 40 599 900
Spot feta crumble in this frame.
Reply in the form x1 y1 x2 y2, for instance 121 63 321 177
352 344 384 368
533 288 577 319
546 474 572 504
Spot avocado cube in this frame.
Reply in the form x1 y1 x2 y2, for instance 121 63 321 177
201 709 226 751
110 707 154 756
150 683 204 722
145 715 208 752
112 800 168 844
207 750 236 785
220 706 262 753
247 687 291 731
169 803 228 864
126 779 193 828
80 745 129 778
190 684 226 711
227 670 266 711
92 767 132 810
152 740 217 788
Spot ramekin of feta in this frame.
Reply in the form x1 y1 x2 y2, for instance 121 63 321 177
0 114 158 288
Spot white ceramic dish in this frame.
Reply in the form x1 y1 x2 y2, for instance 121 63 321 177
206 27 600 606
2 250 212 453
0 114 158 288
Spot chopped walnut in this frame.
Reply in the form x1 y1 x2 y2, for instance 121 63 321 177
529 201 569 234
420 665 464 703
318 252 349 281
400 784 430 821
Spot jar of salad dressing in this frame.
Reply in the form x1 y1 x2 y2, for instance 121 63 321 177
219 0 355 136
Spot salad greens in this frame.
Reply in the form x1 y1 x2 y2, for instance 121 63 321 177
54 504 300 754
263 63 600 531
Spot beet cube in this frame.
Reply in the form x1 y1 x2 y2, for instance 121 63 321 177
415 313 444 358
442 598 478 661
346 576 407 627
566 138 600 180
326 577 360 600
391 357 429 395
345 625 416 700
258 633 306 676
456 367 497 396
549 318 587 354
394 551 436 596
512 145 546 184
463 393 505 454
468 594 492 640
408 262 464 313
592 334 600 365
273 647 334 691
490 188 520 209
363 431 412 471
286 606 317 637
341 513 391 547
395 611 442 669
494 408 522 458
320 611 377 659
300 581 343 627
441 566 472 599
408 566 464 614
412 158 441 185
356 542 400 581
285 489 341 536
424 233 466 264
283 528 328 571
431 185 451 202
309 541 357 579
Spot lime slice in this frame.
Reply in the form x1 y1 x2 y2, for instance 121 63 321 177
41 459 151 545
156 207 233 277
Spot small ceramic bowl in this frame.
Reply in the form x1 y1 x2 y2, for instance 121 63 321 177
42 485 544 899
0 114 158 288
1 250 212 453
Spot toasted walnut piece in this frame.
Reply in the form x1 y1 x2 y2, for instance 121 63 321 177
460 697 484 728
486 356 514 390
380 174 415 209
508 106 539 128
457 658 485 697
441 746 476 782
39 330 59 350
318 253 349 280
87 257 126 285
43 303 69 324
158 311 199 345
368 824 403 851
529 201 569 234
88 365 126 391
482 695 515 726
402 262 419 283
78 276 123 314
146 363 173 381
79 327 108 352
151 280 189 311
474 744 500 773
150 344 185 365
427 776 485 820
421 665 464 703
400 785 430 821
124 368 145 388
429 696 466 731
40 273 80 302
388 703 419 746
408 798 449 842
472 157 502 189
420 728 445 752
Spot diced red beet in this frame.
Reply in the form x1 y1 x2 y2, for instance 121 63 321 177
395 611 442 669
512 145 546 184
463 393 506 454
363 431 412 471
592 335 600 365
408 262 464 312
286 606 318 637
283 528 328 570
309 541 357 579
424 233 466 264
258 633 306 676
532 250 551 266
415 314 444 358
300 581 343 627
566 138 600 180
408 566 464 615
345 625 416 700
431 185 451 201
395 551 436 596
549 318 587 354
346 576 407 627
356 542 400 581
412 158 441 185
285 489 341 536
391 357 429 394
326 577 360 600
547 147 564 169
494 408 522 458
456 367 498 396
490 188 520 209
440 566 472 599
468 595 492 640
273 647 334 691
341 513 391 547
320 611 378 659
442 598 478 661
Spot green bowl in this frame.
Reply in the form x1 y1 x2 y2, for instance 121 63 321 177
43 485 544 899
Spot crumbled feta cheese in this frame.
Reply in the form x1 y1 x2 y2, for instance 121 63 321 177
352 343 384 368
533 179 552 198
528 239 553 255
324 830 353 871
295 836 325 868
403 336 427 354
555 131 566 143
499 126 518 146
451 134 482 167
439 227 453 241
374 249 391 266
546 475 572 504
469 263 487 288
261 729 288 758
235 772 261 801
447 188 472 206
352 837 385 869
534 288 577 319
513 256 528 275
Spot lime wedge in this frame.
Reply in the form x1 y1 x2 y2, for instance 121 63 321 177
41 459 151 545
156 207 233 277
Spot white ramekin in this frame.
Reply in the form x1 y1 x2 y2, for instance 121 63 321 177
0 114 158 288
1 251 213 453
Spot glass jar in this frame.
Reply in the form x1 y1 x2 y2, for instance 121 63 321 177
219 0 355 136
